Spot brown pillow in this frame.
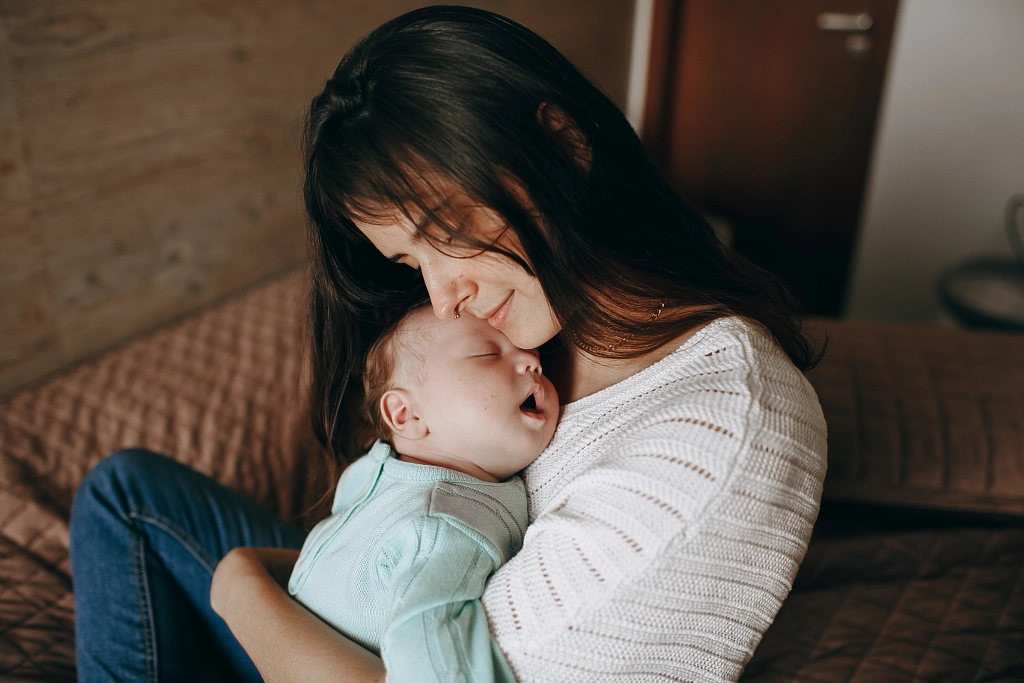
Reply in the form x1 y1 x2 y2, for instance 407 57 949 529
805 319 1024 518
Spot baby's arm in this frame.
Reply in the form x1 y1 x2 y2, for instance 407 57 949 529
211 547 386 683
379 517 518 683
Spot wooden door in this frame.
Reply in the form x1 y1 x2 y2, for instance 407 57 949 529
643 0 899 315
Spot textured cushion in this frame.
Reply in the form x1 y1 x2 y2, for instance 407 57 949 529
742 526 1024 682
805 320 1024 517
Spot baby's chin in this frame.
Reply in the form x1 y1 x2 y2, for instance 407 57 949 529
473 435 551 481
505 426 556 474
409 406 557 480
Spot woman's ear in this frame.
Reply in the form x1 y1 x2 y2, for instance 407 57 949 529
536 101 593 174
380 390 427 440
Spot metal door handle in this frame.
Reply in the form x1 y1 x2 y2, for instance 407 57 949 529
816 13 874 32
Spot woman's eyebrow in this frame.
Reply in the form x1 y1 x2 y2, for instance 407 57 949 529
413 214 433 232
413 197 454 232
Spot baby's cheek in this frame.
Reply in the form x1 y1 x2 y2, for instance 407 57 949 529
463 393 495 422
477 389 502 411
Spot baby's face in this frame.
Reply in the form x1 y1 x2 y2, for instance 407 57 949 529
393 307 558 480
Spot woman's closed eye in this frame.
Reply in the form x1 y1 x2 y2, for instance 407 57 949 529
387 254 420 271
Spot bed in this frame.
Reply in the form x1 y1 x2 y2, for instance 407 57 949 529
1 271 1021 681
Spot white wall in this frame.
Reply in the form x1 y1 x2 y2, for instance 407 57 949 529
626 0 653 134
844 0 1024 323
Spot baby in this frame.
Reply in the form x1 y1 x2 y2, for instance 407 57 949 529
287 305 558 682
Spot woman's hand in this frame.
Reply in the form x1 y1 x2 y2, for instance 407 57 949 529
210 547 295 616
211 547 386 683
212 547 299 595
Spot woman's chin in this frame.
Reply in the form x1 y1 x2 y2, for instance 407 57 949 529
501 316 560 350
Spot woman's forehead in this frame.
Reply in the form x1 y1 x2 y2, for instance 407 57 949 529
352 209 418 244
351 176 489 228
352 198 500 260
348 168 463 219
350 197 436 245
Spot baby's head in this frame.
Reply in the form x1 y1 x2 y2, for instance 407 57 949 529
363 306 558 481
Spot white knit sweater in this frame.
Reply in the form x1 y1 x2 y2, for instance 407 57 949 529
481 317 827 682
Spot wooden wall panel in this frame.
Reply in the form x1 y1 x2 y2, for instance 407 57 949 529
0 17 63 395
0 0 634 399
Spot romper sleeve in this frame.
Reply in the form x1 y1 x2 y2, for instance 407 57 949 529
377 515 517 683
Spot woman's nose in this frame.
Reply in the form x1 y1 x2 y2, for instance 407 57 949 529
420 260 474 320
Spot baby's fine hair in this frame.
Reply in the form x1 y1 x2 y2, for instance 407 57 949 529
362 306 430 440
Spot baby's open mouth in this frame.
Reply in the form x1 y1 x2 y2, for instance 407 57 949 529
519 391 541 415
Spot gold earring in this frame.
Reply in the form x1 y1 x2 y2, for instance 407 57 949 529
454 312 460 320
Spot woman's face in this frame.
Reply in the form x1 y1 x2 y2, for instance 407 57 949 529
354 197 560 350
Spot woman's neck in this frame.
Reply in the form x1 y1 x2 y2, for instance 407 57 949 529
543 328 702 404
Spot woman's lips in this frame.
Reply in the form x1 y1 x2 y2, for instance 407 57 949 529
487 293 514 329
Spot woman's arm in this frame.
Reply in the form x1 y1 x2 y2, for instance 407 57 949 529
211 547 386 683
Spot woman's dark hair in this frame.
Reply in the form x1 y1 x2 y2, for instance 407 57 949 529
303 5 821 467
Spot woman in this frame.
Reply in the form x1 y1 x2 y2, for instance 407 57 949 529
70 6 827 682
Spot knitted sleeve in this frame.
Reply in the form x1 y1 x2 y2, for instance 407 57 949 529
484 325 828 682
379 516 518 683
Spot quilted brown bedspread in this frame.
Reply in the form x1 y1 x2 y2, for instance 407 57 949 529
742 526 1024 682
0 271 326 680
806 319 1024 517
0 272 1021 681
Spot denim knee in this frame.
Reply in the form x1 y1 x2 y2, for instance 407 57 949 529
89 448 171 484
72 449 171 523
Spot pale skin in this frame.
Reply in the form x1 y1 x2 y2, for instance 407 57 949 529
210 190 700 683
381 306 559 482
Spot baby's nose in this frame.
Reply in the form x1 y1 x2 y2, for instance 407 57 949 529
518 351 542 375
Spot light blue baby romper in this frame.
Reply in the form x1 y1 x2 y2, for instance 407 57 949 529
288 440 527 683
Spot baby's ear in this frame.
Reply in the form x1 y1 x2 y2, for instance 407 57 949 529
380 390 427 440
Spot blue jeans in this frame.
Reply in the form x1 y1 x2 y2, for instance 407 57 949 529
69 450 307 683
